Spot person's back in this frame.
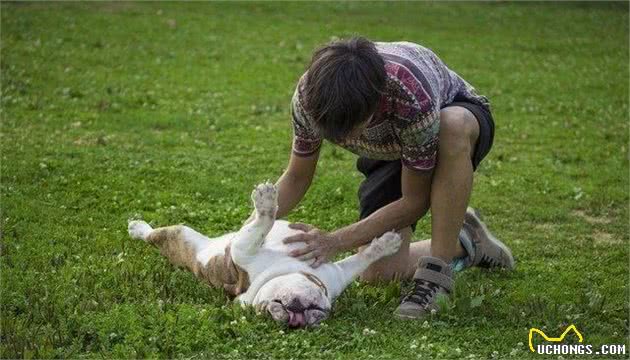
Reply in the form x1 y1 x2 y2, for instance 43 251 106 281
374 41 489 110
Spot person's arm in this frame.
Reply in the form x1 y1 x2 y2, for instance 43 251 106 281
332 166 432 251
275 150 319 219
243 149 319 224
330 105 441 249
285 166 432 266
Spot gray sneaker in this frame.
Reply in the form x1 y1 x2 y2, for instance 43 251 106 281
394 256 454 320
463 207 515 270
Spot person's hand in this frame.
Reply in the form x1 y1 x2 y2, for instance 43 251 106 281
283 223 339 268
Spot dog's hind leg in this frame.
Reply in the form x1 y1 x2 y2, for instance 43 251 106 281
321 231 402 299
127 220 242 290
230 182 278 267
129 220 211 272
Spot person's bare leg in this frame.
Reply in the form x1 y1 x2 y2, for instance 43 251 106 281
408 239 431 273
430 107 479 262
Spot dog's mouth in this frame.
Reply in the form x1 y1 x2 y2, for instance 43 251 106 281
268 300 328 328
287 310 306 328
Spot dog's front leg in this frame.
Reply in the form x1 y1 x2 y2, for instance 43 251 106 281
323 231 402 299
230 182 278 267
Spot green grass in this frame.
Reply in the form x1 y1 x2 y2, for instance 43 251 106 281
1 2 628 359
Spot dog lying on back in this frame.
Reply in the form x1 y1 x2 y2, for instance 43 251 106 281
128 182 402 327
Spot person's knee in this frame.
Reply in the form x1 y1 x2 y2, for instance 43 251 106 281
439 107 479 158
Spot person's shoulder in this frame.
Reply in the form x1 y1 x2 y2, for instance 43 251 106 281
380 57 426 106
378 42 420 75
375 41 425 55
377 41 437 68
378 42 435 111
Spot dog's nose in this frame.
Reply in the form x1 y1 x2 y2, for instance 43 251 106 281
285 298 306 313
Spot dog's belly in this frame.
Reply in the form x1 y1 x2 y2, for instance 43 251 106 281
195 220 302 267
261 220 304 253
195 233 232 265
236 220 308 278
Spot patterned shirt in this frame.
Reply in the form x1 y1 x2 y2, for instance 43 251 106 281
291 41 490 172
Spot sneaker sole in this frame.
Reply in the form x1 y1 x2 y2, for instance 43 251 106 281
465 207 516 270
395 314 423 320
393 310 426 320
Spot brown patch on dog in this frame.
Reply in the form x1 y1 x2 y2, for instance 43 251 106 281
300 272 328 297
573 210 611 225
203 245 249 297
146 225 249 297
592 231 622 245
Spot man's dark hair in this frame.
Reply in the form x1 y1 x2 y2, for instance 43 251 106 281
303 36 386 142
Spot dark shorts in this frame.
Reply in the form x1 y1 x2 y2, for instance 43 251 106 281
356 100 495 231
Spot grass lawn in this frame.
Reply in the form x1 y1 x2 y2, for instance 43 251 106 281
1 2 628 359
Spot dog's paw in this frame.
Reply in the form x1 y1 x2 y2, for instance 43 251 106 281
251 181 278 216
365 231 402 260
128 220 153 241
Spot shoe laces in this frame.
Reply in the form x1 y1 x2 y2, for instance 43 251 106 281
402 279 440 307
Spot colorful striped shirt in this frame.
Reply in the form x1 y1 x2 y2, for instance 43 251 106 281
291 41 490 172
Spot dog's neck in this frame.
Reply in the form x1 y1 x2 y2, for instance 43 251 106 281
299 271 328 297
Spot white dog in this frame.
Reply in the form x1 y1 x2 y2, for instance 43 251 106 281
128 182 401 328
